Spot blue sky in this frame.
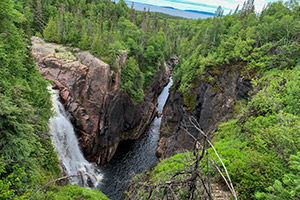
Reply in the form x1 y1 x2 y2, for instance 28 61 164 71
127 0 281 14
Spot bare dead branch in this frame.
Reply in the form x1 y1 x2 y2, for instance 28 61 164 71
188 117 237 200
125 115 237 200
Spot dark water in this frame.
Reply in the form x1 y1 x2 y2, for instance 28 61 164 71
98 78 173 200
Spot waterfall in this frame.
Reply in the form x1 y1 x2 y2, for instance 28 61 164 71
49 88 102 188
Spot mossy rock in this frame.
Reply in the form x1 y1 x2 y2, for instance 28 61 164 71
209 83 222 94
55 51 77 61
32 38 77 61
211 67 223 76
184 92 197 111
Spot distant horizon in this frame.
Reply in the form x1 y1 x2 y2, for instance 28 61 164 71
120 0 215 19
127 0 215 15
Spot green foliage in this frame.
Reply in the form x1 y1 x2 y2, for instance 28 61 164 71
33 185 109 200
0 0 60 198
91 34 104 56
121 57 145 103
78 31 91 50
0 158 29 200
150 152 192 183
173 0 299 93
209 66 300 198
255 152 300 200
43 17 60 43
250 66 300 116
127 152 194 199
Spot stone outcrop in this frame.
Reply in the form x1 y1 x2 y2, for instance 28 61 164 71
32 37 169 165
156 65 253 159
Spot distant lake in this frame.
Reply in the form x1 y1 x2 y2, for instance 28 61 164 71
116 0 214 19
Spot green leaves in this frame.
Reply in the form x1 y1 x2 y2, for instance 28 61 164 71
0 158 29 200
255 152 300 200
33 184 109 200
209 66 300 198
43 17 60 43
121 57 145 103
0 0 24 29
0 1 60 198
250 66 300 115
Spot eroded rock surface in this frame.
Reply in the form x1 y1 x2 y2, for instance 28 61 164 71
157 65 253 159
32 37 169 165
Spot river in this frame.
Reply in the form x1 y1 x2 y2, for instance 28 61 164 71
98 78 173 200
49 77 172 199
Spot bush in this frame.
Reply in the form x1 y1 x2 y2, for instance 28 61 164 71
33 185 109 200
256 152 300 200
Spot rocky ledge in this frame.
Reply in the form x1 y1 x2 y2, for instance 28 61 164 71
32 37 170 165
156 64 253 159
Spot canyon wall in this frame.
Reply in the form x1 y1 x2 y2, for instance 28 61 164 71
32 37 169 165
156 64 253 159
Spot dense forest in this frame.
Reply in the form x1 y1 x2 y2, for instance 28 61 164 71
175 0 299 198
15 0 186 102
127 0 299 199
0 0 299 199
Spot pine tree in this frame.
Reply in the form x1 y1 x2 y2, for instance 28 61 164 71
78 30 91 50
129 2 137 24
43 17 60 42
256 152 300 199
121 57 144 102
91 33 103 56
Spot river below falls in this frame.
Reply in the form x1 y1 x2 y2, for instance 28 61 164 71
98 78 173 200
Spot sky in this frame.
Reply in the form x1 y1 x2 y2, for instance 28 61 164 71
126 0 281 15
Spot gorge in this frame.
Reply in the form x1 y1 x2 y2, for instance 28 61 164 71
1 0 299 199
32 36 171 167
33 36 178 199
99 78 173 200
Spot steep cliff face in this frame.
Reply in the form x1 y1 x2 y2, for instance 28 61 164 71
32 37 169 165
157 65 253 159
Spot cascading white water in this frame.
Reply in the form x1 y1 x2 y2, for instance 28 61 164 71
49 89 102 188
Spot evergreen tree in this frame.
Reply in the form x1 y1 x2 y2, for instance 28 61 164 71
43 16 60 42
256 152 300 199
91 33 103 56
121 57 144 102
78 30 91 50
116 0 128 19
0 0 60 198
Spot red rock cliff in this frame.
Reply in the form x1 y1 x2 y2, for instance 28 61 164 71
32 37 169 165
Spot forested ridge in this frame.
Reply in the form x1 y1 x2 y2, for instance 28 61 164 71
0 0 299 199
0 0 184 199
174 0 299 198
16 0 187 102
126 0 299 199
